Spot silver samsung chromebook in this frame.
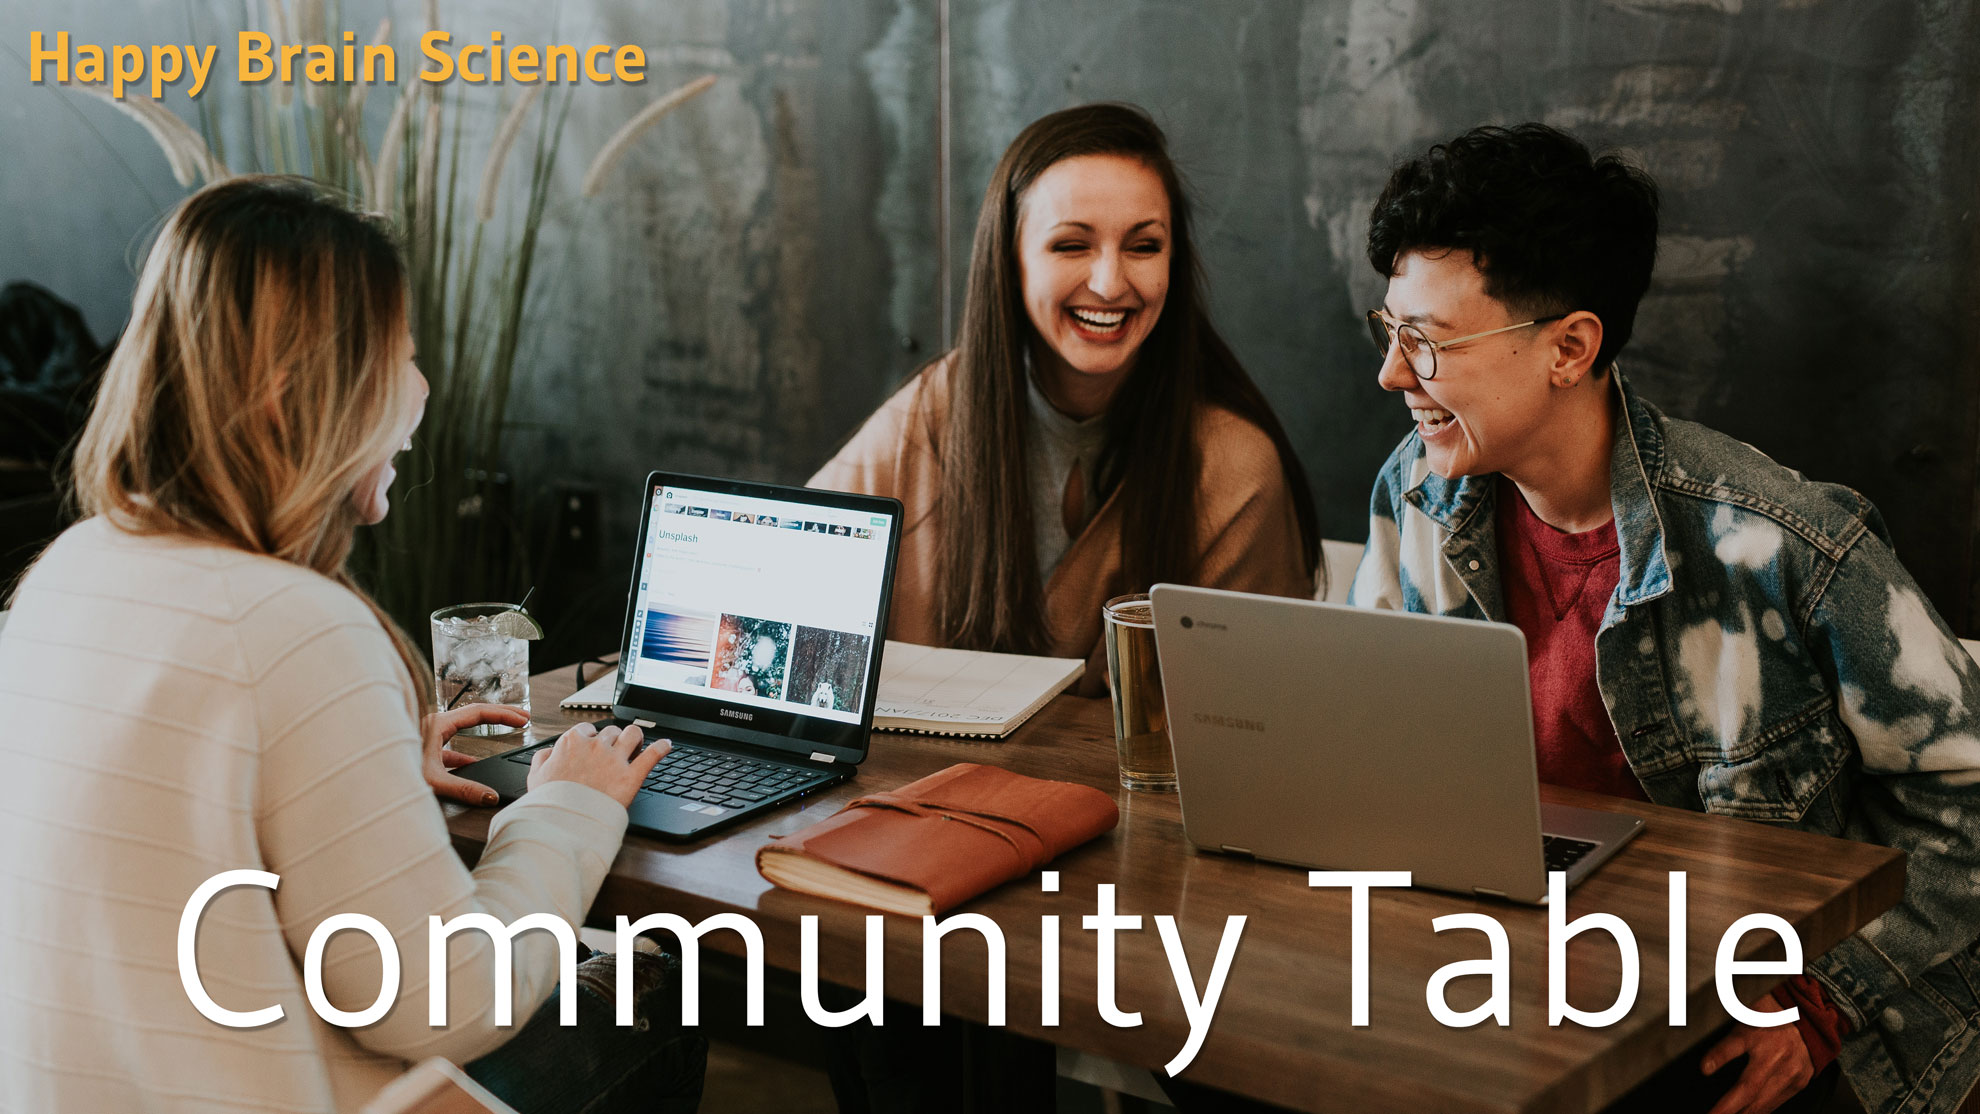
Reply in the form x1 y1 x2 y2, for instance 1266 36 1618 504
1149 585 1643 904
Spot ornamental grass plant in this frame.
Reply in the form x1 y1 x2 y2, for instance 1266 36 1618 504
68 0 713 642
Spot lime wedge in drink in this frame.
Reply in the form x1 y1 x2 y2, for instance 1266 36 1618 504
489 608 545 640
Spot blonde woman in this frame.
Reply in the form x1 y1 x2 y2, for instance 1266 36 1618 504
0 178 703 1113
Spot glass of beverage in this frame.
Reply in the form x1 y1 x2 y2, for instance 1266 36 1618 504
430 603 532 735
1104 593 1174 792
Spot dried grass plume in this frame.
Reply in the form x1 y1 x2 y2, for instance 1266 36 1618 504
69 83 228 186
347 17 392 118
413 93 441 242
264 0 295 108
370 84 417 209
475 84 545 222
580 75 717 198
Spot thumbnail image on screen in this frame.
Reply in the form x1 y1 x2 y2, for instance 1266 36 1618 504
785 627 873 712
711 614 793 699
637 610 717 688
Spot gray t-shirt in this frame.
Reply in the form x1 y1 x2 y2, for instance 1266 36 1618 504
1026 376 1110 581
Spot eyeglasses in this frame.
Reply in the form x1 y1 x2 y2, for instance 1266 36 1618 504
1365 309 1566 380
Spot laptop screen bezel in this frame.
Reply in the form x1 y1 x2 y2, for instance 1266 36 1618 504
609 470 903 765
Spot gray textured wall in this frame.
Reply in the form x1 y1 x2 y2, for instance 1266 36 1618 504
5 0 1978 632
940 0 1980 632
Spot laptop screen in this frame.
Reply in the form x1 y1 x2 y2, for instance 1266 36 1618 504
617 477 898 747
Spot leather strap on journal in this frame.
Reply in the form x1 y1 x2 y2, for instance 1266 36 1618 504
840 789 1052 875
757 762 1120 913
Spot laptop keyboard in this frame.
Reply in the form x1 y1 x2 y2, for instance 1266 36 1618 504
1542 834 1599 873
503 739 830 809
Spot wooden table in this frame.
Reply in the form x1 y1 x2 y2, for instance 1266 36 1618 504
446 662 1904 1114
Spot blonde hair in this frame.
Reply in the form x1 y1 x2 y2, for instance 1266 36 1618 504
70 175 434 711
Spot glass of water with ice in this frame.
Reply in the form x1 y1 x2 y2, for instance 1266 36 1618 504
430 603 535 735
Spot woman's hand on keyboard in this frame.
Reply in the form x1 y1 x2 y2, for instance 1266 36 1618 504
526 722 672 807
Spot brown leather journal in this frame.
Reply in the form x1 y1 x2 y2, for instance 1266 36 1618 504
755 762 1120 915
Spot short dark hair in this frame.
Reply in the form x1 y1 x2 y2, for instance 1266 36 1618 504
1366 123 1660 373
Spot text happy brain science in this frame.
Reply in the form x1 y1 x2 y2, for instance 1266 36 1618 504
28 31 646 100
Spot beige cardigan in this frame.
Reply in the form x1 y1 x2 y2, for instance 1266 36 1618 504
811 362 1314 695
0 519 628 1113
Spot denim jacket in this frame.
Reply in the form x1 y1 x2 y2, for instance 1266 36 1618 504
1348 371 1980 1114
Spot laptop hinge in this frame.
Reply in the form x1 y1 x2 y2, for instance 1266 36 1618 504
1474 887 1509 899
809 752 835 763
1220 845 1254 858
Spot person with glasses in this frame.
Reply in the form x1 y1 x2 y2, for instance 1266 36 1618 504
1348 124 1980 1114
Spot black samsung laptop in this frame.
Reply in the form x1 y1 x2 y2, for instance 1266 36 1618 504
457 471 903 840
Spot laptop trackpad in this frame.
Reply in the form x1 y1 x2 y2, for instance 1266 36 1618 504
628 791 719 836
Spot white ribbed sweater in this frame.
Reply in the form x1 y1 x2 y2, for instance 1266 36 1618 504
0 519 628 1113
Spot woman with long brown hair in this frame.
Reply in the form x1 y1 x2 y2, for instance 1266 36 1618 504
0 177 702 1113
814 103 1319 690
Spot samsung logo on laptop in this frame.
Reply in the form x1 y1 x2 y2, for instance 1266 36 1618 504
720 708 754 722
1194 712 1264 733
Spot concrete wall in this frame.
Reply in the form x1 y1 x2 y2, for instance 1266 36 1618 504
4 0 1977 630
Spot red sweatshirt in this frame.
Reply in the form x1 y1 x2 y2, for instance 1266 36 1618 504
1495 476 1847 1070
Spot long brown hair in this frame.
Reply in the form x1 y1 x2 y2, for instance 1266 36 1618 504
67 176 434 711
933 103 1319 653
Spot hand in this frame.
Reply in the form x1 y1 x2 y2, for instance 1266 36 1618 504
421 705 529 807
527 722 670 808
1701 994 1814 1114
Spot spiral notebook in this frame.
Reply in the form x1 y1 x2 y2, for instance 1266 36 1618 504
562 641 1084 740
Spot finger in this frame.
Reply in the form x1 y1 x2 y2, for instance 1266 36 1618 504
1738 1069 1798 1114
432 772 500 807
611 724 643 758
531 748 550 769
1708 1041 1802 1114
436 704 530 736
1704 1068 1761 1114
439 747 479 768
634 735 671 776
1700 1029 1751 1077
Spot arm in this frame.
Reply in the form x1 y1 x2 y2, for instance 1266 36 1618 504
252 602 628 1064
1801 534 1980 1026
